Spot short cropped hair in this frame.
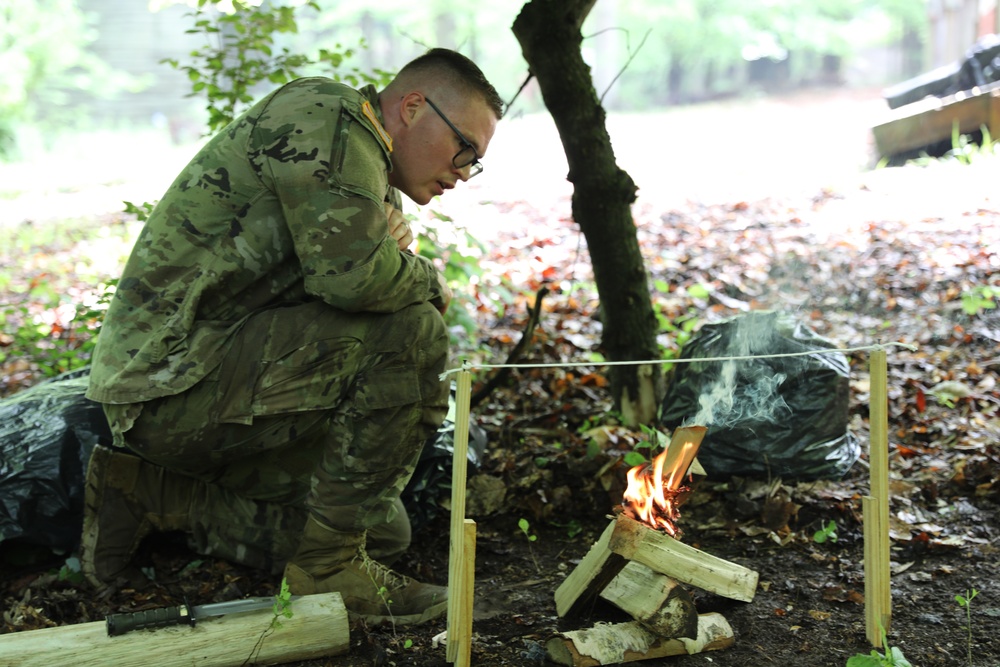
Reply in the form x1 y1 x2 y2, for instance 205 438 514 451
397 48 504 119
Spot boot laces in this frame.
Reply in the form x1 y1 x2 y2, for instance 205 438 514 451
352 544 412 591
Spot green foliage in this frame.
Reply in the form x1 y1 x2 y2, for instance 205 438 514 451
1 279 117 379
619 424 667 467
416 210 512 342
956 588 979 667
846 627 913 666
552 519 584 539
961 284 997 316
123 201 157 223
518 517 541 573
947 122 997 165
517 518 537 543
57 556 85 585
272 576 294 623
0 0 132 159
813 519 838 544
652 279 701 360
162 0 390 133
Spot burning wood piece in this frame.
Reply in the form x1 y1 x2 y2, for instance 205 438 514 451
550 425 752 664
545 613 735 666
621 426 705 537
610 513 759 603
599 561 698 639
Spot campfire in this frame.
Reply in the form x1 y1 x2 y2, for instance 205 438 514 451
547 426 759 666
620 425 703 537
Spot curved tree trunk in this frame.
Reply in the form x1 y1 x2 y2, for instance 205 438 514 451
513 0 661 425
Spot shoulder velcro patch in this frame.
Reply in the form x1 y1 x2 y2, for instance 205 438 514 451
361 100 393 153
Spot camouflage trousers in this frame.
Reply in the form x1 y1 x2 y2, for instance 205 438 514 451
102 300 450 572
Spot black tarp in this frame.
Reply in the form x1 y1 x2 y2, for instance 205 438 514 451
660 312 860 480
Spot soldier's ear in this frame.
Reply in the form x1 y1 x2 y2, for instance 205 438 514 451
398 92 424 127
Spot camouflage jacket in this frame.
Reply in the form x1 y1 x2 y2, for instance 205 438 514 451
87 79 444 404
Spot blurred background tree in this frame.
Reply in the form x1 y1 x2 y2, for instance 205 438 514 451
0 0 136 159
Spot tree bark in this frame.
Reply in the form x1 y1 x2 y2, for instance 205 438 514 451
513 0 661 424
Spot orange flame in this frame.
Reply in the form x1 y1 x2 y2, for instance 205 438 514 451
622 441 696 536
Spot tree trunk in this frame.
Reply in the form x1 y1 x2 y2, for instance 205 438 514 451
512 0 661 425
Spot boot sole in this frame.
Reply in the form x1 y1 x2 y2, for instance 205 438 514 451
349 599 448 626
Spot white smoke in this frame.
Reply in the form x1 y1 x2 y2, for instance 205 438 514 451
688 312 792 428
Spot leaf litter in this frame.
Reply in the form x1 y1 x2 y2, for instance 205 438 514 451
2 112 999 667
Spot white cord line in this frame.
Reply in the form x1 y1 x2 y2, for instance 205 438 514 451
439 341 917 380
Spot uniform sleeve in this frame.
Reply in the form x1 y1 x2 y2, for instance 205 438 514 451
252 80 443 313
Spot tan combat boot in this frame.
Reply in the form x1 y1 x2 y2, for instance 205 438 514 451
283 514 448 625
80 445 196 588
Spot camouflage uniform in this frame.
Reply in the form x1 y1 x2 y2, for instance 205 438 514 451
86 78 451 570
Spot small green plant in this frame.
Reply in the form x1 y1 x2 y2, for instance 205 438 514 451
518 518 541 574
947 121 996 165
57 556 85 585
272 576 294 626
961 284 997 316
552 519 584 539
846 626 912 666
245 577 294 666
956 587 979 667
813 520 838 544
621 424 669 467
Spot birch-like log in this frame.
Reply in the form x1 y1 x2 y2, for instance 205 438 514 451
545 612 735 666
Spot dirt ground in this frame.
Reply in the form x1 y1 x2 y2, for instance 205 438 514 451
2 86 999 666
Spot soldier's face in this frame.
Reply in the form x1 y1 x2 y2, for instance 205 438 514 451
390 95 497 205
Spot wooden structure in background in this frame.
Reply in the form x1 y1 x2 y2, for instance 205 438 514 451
872 81 1000 158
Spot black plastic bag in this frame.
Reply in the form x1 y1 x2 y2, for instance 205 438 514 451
660 311 860 480
0 370 484 550
0 369 110 551
401 389 488 531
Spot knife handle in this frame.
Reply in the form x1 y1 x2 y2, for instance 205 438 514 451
106 604 194 636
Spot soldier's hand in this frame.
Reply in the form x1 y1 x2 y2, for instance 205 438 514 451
384 203 414 250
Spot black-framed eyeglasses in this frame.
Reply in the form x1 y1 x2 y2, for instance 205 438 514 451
425 97 483 179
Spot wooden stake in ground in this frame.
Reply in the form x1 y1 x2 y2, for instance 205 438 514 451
610 514 758 603
865 346 892 646
456 519 477 667
447 369 474 663
545 612 735 666
0 592 348 667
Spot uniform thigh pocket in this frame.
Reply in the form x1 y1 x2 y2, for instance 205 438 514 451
252 335 363 416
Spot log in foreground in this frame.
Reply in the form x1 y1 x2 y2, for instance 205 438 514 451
599 561 698 639
546 612 735 666
1 592 349 667
610 514 759 603
554 520 628 617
